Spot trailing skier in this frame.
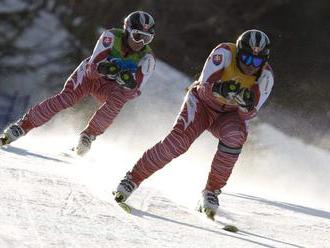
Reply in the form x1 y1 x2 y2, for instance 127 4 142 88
0 11 156 156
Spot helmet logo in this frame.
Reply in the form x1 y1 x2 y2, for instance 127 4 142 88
143 23 151 31
252 46 261 55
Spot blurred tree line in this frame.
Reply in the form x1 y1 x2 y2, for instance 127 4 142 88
0 0 329 147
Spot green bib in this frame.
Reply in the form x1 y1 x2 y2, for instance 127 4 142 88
107 28 152 73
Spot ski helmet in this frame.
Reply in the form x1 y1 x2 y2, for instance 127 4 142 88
123 11 155 45
236 29 271 66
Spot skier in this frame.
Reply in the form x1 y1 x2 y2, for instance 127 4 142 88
114 29 274 219
0 11 156 156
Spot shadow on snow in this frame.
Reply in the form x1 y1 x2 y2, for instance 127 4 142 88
0 145 69 164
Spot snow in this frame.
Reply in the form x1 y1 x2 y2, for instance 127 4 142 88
0 130 329 248
1 60 330 247
1 7 73 104
0 0 28 13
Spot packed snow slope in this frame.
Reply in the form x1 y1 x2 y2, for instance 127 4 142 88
1 62 330 248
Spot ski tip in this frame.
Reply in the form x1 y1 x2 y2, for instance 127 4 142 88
204 208 216 221
0 136 8 147
206 214 215 221
118 202 132 213
223 224 239 233
112 192 132 213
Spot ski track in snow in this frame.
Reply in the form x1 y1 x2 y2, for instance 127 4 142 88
1 135 329 248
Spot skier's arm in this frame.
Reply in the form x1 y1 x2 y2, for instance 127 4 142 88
196 44 232 100
114 53 155 97
237 65 274 120
86 30 115 79
134 53 156 95
89 30 114 64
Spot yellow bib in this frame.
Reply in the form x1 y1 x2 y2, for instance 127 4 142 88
215 43 257 106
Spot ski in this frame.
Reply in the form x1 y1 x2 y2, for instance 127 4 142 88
0 136 8 147
222 224 239 233
197 205 239 232
112 191 132 214
203 207 217 221
112 190 238 232
60 147 76 158
117 202 132 213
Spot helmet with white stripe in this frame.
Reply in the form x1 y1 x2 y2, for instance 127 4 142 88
124 11 155 35
236 29 271 60
123 11 155 51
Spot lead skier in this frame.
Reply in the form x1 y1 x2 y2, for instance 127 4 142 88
0 11 156 156
114 29 274 219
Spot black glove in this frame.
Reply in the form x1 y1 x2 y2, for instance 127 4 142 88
234 88 256 112
97 62 120 79
212 80 241 99
98 62 137 89
117 70 137 89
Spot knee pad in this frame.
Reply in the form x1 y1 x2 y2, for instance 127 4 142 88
218 140 242 155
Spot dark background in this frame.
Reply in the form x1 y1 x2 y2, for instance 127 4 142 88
1 0 329 149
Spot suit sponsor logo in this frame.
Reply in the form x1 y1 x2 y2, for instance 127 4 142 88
143 24 151 31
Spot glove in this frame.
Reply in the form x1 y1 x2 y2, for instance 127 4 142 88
116 70 137 89
234 88 256 112
97 61 120 80
212 80 241 100
97 62 137 89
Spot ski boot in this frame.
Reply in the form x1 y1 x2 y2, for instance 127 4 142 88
74 132 95 156
113 172 137 203
0 123 25 146
197 189 221 221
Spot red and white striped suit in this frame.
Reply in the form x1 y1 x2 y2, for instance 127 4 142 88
130 43 274 192
19 29 155 137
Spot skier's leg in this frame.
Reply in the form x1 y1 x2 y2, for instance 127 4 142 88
114 92 213 202
75 84 129 155
206 111 247 191
81 84 129 137
132 92 211 185
1 62 90 145
22 71 89 131
198 112 247 215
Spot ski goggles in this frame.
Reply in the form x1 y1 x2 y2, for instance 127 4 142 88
239 53 265 68
129 29 154 45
